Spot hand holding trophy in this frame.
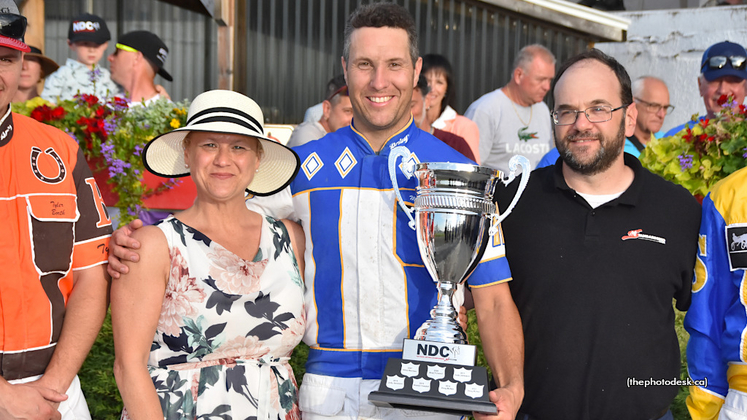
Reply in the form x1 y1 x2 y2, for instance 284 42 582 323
368 146 529 416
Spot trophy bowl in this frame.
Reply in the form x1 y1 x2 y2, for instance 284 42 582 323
368 146 530 416
412 163 501 344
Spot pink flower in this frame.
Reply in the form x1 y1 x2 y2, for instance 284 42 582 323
190 373 200 400
270 368 280 411
159 248 207 337
274 314 306 358
208 246 268 294
285 405 301 420
121 408 132 420
205 335 270 361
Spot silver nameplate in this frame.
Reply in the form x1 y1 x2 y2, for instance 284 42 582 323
402 339 476 366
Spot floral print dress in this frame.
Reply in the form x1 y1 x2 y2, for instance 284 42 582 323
122 215 305 420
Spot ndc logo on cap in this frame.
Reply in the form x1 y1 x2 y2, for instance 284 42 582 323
156 48 168 64
72 21 101 33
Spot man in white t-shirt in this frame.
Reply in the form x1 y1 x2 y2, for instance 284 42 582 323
465 44 555 172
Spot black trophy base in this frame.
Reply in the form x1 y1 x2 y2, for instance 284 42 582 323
368 358 497 416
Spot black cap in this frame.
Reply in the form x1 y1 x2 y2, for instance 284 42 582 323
68 13 110 45
117 30 172 82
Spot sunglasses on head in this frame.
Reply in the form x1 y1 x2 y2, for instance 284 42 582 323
0 14 27 41
702 55 747 71
326 85 348 102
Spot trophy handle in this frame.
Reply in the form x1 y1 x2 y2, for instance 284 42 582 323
489 155 530 236
388 146 417 230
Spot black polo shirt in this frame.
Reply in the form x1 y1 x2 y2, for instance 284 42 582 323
495 154 701 420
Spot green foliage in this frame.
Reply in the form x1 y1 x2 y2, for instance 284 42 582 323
290 342 309 384
673 307 692 420
467 309 490 376
641 101 747 197
78 311 123 419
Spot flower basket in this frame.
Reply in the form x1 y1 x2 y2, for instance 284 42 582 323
640 95 747 197
13 95 191 225
88 156 197 209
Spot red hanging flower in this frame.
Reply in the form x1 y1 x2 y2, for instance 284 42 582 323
30 105 59 122
50 106 66 120
75 93 100 106
110 96 129 108
30 106 48 121
717 94 729 106
682 127 692 143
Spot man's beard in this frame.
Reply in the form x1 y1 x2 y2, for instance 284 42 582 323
555 117 626 176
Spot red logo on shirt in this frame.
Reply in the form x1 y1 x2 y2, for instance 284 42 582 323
621 229 666 245
622 229 642 240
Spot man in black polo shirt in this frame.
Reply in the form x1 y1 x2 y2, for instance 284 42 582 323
490 49 701 420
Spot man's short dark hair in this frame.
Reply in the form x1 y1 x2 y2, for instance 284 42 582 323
325 74 347 104
552 48 633 107
342 3 418 66
415 75 430 96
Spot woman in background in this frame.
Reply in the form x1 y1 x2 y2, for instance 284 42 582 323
422 53 481 163
13 46 58 102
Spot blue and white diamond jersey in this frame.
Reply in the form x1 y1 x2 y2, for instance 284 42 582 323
289 120 512 380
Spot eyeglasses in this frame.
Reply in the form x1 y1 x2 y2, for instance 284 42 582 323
702 55 747 71
0 14 27 41
634 97 675 115
551 105 627 126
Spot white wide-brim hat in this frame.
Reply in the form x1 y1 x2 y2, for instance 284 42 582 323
143 89 300 196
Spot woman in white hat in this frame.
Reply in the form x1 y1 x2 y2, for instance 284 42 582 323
111 90 305 420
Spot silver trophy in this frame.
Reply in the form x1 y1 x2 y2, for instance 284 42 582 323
369 145 529 415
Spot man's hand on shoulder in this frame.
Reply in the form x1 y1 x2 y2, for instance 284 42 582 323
107 219 144 279
0 380 66 420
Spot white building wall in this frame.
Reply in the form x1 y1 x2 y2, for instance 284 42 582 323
594 5 747 133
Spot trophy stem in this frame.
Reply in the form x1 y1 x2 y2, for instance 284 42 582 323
416 281 467 344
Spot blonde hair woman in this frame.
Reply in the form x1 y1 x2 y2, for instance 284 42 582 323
112 90 305 420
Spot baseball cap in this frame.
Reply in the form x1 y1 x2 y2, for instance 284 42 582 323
68 13 110 45
0 0 30 53
116 30 172 82
701 41 747 82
